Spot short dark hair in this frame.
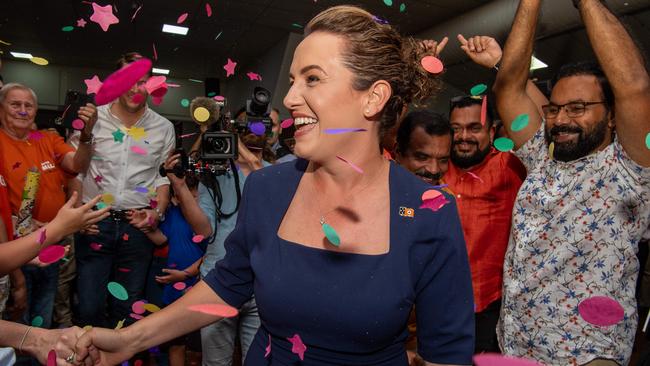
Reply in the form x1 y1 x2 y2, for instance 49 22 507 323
553 61 614 117
115 52 149 72
396 110 451 154
449 95 494 126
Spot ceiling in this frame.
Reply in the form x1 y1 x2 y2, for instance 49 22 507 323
0 0 488 81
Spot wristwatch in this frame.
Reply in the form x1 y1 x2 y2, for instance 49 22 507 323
154 207 165 221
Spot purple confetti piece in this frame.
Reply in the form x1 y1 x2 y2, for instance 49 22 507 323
249 122 266 136
372 15 389 24
134 186 148 193
324 128 367 135
38 229 47 245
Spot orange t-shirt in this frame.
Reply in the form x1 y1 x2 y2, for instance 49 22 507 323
0 159 13 240
0 129 75 223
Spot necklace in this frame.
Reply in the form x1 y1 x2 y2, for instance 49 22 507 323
308 159 387 247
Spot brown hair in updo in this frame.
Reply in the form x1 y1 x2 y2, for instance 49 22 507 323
305 5 442 139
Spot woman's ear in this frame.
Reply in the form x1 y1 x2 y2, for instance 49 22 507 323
364 80 392 118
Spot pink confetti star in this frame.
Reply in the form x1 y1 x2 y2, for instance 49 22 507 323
77 18 87 28
246 72 262 81
84 75 103 94
287 334 306 361
94 175 103 184
90 2 119 32
223 58 237 77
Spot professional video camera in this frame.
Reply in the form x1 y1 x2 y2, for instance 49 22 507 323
229 86 274 136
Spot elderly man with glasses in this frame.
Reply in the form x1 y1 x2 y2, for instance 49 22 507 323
493 1 650 365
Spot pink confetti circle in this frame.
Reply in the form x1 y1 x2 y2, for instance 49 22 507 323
72 119 85 130
173 282 187 291
474 353 543 366
131 146 148 155
130 313 144 320
281 119 294 129
192 234 205 243
152 96 164 106
90 242 103 251
188 303 238 317
421 189 442 201
132 300 146 315
421 56 444 74
131 93 145 104
213 95 225 101
578 296 625 327
38 245 66 264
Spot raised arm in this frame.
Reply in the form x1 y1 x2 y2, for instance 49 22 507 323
492 0 544 149
577 0 650 166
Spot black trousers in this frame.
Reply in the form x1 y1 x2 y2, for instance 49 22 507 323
475 299 502 354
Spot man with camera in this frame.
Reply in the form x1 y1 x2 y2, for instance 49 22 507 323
70 52 175 328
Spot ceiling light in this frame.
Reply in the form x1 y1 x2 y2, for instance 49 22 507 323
530 56 548 71
152 68 170 75
11 52 33 59
188 78 204 83
162 24 189 35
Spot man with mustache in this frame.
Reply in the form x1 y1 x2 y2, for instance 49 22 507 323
395 110 451 186
493 1 650 365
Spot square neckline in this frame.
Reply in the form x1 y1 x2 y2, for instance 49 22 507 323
275 159 395 257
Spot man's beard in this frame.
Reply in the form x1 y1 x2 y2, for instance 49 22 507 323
413 169 443 185
544 117 608 162
451 140 491 169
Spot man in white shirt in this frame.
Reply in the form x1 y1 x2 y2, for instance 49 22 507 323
71 53 175 328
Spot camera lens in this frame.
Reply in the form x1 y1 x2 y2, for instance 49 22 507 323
207 136 230 154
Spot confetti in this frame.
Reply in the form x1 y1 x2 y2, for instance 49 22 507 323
152 96 163 106
474 353 543 366
246 72 262 81
494 137 514 152
145 75 166 94
130 313 144 320
383 0 393 6
151 42 158 61
131 146 147 155
96 202 108 209
72 119 85 130
90 242 102 251
420 56 444 74
420 195 449 212
107 281 129 301
112 129 125 142
511 114 530 132
192 234 205 243
135 186 149 193
90 2 120 32
47 350 56 366
30 57 49 66
62 26 74 32
188 304 238 317
181 99 190 107
206 3 212 17
291 23 303 28
131 93 145 104
132 300 146 315
131 5 143 22
287 334 307 361
480 95 487 126
249 122 266 136
467 171 484 183
31 316 44 327
223 58 237 77
281 119 294 128
128 126 146 140
645 132 650 149
115 319 125 330
28 131 43 141
400 3 406 12
421 189 442 201
214 30 223 40
173 282 187 291
143 303 161 313
38 245 66 264
84 75 103 95
95 58 152 106
193 107 211 122
180 132 197 139
578 296 624 327
77 18 87 27
177 13 188 24
117 267 131 273
265 334 271 357
324 128 367 134
548 142 555 160
122 233 129 241
470 83 488 96
38 229 47 245
102 193 115 204
336 156 364 174
150 199 158 208
322 223 340 247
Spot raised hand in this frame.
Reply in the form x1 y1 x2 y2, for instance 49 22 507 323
457 34 502 69
48 192 110 238
78 103 98 137
421 36 449 58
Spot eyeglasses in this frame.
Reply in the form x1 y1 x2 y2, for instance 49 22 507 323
542 101 606 119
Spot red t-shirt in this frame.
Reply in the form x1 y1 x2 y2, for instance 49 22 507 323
446 149 527 312
0 129 75 223
0 159 13 241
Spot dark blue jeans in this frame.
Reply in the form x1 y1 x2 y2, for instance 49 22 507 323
74 217 154 328
21 262 60 329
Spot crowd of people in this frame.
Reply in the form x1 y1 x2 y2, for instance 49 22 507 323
0 0 649 365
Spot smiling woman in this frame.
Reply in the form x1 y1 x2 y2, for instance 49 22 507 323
65 5 474 366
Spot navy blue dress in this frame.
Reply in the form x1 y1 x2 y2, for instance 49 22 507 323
204 159 474 365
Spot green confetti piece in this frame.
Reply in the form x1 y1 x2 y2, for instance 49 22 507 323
511 114 530 132
470 83 488 96
494 137 515 152
62 26 74 32
207 92 216 97
31 316 44 327
383 0 393 6
645 132 650 149
96 202 107 209
107 281 128 301
322 223 341 247
291 23 303 28
181 99 190 107
399 3 406 12
91 156 104 160
112 129 125 143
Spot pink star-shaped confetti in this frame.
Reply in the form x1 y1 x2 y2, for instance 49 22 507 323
223 58 237 77
94 175 103 184
246 72 262 81
84 75 103 95
77 18 87 28
287 334 306 361
28 131 44 141
90 2 119 32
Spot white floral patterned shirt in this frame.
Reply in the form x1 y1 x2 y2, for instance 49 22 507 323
498 126 650 365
